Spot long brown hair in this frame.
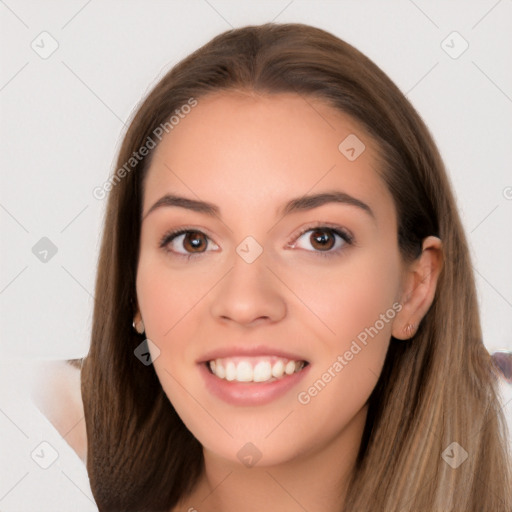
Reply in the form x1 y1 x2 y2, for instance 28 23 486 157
81 23 512 511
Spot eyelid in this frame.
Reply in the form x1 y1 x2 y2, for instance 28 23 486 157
159 225 216 244
159 226 220 258
160 222 354 258
285 222 354 248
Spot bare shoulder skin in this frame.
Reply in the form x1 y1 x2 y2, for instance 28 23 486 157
491 351 512 384
29 359 87 462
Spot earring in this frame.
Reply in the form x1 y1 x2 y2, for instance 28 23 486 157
404 323 416 339
132 318 145 335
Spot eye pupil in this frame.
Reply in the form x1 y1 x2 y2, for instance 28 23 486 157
184 232 207 252
310 230 335 251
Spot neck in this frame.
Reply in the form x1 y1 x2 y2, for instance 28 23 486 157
175 404 367 512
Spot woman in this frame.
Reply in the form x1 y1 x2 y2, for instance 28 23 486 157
81 23 512 511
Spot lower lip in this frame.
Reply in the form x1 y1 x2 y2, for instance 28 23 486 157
199 362 311 406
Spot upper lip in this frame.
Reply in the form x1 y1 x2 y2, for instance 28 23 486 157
197 345 309 364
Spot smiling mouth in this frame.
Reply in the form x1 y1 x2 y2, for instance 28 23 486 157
205 356 309 383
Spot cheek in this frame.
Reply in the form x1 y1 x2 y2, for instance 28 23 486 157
289 246 402 346
136 257 206 427
135 253 217 406
291 246 401 416
136 252 210 340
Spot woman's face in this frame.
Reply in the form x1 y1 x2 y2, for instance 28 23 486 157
136 91 404 467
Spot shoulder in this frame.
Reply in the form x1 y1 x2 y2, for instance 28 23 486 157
29 359 87 462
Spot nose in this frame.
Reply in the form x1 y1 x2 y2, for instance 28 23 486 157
209 250 287 327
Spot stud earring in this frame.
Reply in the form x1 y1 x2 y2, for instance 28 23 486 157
132 318 145 335
404 323 416 339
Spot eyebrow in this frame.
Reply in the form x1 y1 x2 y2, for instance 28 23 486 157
142 190 374 221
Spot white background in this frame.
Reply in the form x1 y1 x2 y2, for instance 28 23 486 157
1 1 511 510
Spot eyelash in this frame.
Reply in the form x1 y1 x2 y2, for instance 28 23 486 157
159 226 214 260
158 223 354 260
287 223 354 259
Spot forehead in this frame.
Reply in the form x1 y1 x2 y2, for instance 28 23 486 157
142 91 393 222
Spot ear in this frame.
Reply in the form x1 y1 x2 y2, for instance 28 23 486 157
392 236 443 340
132 297 144 331
132 308 145 335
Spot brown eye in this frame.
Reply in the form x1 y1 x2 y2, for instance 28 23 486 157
291 226 353 257
309 229 336 251
161 229 219 258
182 231 208 253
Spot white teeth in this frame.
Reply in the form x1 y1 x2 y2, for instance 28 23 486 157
284 361 296 375
208 356 307 383
271 360 284 378
226 361 236 381
215 361 226 379
253 361 272 382
236 361 253 382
